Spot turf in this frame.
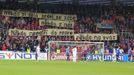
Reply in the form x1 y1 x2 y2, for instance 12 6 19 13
0 60 134 75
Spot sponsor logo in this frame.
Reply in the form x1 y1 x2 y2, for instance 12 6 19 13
86 54 125 61
0 51 47 60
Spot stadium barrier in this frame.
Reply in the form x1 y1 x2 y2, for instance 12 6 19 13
0 51 47 60
0 51 131 62
50 52 81 60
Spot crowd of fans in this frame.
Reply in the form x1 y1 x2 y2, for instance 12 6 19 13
0 3 134 55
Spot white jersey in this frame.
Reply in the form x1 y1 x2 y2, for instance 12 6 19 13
72 47 77 57
113 48 116 55
119 49 124 54
36 46 40 53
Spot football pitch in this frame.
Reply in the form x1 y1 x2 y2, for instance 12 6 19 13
0 60 134 75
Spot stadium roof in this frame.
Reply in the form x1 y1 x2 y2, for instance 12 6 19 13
1 0 134 6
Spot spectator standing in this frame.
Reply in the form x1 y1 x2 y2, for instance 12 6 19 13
2 43 7 51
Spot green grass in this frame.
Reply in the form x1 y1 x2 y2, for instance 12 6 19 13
0 60 134 75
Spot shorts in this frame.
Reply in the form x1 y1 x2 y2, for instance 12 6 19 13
132 54 134 57
66 53 69 56
116 54 119 58
128 54 131 57
84 54 87 57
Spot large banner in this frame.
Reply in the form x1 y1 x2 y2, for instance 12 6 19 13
39 19 74 28
74 34 117 41
9 29 117 41
1 10 77 21
0 51 47 60
9 29 74 36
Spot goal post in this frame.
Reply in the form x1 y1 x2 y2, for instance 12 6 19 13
47 41 104 61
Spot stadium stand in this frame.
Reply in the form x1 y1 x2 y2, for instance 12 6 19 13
0 0 134 56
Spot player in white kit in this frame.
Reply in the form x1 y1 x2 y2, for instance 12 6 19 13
72 46 77 62
113 48 116 62
36 44 40 60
